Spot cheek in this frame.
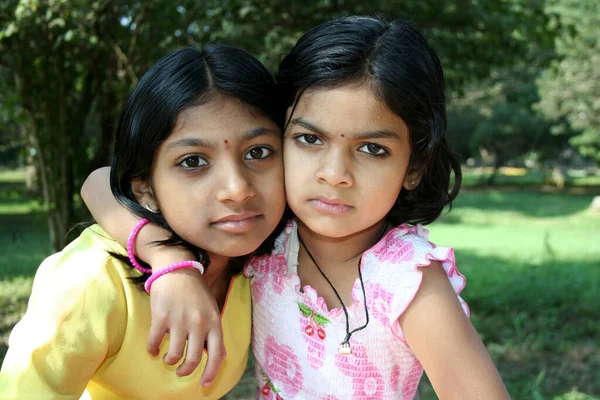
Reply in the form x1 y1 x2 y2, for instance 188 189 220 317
363 166 404 203
284 147 311 183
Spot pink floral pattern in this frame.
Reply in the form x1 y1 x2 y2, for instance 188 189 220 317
373 234 415 263
366 283 394 326
402 360 422 398
335 341 385 399
390 365 401 392
251 254 286 303
263 336 304 396
249 220 468 399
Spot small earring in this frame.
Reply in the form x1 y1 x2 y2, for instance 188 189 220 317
145 204 159 213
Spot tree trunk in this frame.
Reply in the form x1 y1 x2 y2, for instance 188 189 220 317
486 156 504 185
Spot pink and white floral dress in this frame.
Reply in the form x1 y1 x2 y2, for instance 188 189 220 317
245 220 469 400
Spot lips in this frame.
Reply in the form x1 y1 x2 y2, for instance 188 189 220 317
211 212 263 233
213 212 261 223
309 196 352 214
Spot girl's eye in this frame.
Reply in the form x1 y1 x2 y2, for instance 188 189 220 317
179 155 208 169
296 134 322 146
245 146 273 160
358 143 387 156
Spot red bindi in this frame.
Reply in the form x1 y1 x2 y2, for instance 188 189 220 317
224 139 230 150
340 134 345 138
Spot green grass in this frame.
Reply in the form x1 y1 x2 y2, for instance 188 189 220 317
1 169 599 399
461 168 600 189
428 190 600 398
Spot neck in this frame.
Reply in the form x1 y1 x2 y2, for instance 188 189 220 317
202 253 230 288
297 219 387 265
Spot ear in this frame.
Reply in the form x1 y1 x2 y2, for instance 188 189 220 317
402 162 426 191
131 178 159 213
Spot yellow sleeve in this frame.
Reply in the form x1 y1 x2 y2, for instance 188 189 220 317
0 243 127 400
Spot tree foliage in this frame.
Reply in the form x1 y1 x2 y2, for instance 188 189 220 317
536 0 600 161
0 0 561 249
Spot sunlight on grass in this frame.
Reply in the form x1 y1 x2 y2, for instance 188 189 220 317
0 169 27 183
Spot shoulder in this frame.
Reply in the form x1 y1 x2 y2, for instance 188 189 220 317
363 224 469 335
2 226 131 383
29 225 133 319
365 224 454 271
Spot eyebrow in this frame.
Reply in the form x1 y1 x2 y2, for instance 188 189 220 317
166 137 210 151
290 117 401 140
245 127 279 140
165 127 279 151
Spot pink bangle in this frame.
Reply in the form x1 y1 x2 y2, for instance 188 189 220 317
144 261 205 293
127 218 152 274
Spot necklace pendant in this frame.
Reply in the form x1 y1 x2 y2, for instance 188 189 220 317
338 342 352 355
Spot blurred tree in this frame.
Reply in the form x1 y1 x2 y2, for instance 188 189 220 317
536 0 600 162
452 67 573 183
0 0 560 249
198 0 559 89
0 0 202 249
0 69 25 168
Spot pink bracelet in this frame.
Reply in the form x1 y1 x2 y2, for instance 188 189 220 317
144 261 205 293
127 218 152 274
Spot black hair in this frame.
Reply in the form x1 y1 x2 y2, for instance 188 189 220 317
277 16 461 225
110 45 284 288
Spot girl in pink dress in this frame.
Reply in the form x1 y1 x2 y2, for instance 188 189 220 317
83 16 509 399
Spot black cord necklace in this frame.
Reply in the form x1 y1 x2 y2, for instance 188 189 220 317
298 222 388 355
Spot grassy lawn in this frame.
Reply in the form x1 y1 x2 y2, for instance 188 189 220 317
1 169 599 399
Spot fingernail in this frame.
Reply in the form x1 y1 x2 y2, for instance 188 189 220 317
202 381 212 387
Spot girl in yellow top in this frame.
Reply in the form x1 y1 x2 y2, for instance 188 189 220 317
0 45 286 399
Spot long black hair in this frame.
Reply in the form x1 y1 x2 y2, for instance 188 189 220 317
277 16 461 225
110 45 284 287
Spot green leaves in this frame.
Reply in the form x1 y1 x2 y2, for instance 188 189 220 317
297 302 330 326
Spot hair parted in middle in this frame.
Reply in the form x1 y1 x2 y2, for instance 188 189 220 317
109 45 285 286
276 15 462 226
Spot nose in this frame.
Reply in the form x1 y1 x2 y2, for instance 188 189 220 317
316 148 353 187
216 162 256 204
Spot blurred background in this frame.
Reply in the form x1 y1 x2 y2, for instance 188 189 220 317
0 1 598 398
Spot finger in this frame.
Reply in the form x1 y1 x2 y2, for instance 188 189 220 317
201 327 227 386
176 331 206 377
163 328 186 366
147 321 168 357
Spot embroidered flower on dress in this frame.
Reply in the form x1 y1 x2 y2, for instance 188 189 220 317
298 302 330 369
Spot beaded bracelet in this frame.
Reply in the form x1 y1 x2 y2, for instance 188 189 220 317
144 261 205 293
127 218 152 274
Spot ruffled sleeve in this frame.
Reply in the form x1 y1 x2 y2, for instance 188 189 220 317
366 225 469 342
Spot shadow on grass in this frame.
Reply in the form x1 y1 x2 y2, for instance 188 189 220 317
442 190 598 220
0 211 50 280
456 251 599 398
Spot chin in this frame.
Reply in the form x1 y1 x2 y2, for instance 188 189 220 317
220 241 263 258
303 221 356 239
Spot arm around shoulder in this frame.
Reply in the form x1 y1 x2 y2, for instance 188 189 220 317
399 261 510 400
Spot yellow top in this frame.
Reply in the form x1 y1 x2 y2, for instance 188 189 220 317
0 225 251 400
